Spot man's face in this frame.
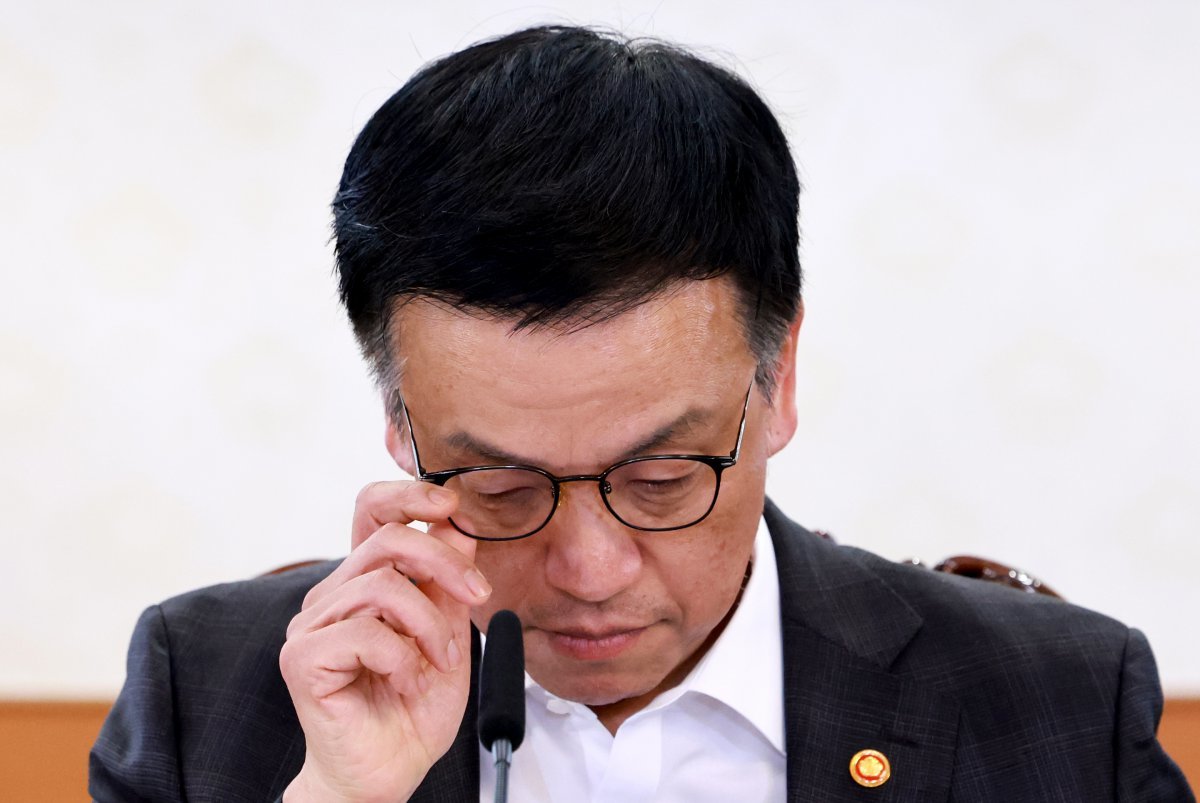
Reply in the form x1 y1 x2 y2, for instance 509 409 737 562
388 278 800 724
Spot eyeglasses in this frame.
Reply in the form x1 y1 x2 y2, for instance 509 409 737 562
400 383 753 541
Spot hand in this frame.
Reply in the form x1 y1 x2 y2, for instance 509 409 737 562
280 481 492 802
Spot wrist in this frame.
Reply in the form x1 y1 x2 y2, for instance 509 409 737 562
282 769 355 803
282 765 414 803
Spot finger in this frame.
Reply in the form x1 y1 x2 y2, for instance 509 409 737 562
281 616 429 701
415 518 480 597
409 520 481 620
417 522 479 643
305 522 490 610
290 567 462 674
426 519 478 563
350 480 458 549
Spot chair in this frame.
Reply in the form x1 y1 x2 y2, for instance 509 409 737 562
261 559 326 576
923 554 1061 598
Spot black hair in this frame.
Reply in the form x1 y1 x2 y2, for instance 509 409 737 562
333 25 801 395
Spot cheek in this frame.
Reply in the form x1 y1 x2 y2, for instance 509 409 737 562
658 522 754 627
470 541 540 614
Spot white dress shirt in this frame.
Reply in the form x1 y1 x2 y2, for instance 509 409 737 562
479 518 786 801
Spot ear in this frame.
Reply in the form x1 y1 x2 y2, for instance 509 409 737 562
385 409 417 477
762 301 804 457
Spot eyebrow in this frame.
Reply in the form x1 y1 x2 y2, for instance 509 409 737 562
440 407 718 471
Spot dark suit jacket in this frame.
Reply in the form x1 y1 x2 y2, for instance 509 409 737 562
91 501 1193 801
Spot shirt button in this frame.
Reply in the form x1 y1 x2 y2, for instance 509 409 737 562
546 698 571 715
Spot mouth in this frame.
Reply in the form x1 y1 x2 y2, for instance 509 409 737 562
540 625 650 661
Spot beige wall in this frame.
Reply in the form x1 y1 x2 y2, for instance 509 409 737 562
2 0 1198 699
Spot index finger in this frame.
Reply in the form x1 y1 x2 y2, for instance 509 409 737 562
305 520 484 610
350 479 457 549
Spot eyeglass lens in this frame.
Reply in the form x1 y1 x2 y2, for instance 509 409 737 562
443 459 720 540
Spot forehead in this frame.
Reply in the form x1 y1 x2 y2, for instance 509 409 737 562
393 279 754 413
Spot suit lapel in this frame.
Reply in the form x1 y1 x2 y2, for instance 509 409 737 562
765 502 960 801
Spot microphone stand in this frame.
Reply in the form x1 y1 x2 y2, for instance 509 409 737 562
491 737 513 803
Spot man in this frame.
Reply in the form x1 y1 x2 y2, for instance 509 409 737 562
91 26 1192 802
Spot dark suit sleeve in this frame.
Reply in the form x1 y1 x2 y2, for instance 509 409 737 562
1115 628 1195 802
89 605 186 802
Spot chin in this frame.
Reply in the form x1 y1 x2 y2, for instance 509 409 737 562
541 678 658 708
530 660 665 707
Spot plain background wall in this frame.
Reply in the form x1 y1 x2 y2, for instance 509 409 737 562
2 0 1197 698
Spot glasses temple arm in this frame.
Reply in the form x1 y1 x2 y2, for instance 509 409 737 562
729 382 753 459
398 393 428 478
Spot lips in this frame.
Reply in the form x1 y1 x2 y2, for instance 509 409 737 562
541 624 650 661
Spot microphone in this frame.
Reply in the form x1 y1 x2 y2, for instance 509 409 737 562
478 610 525 803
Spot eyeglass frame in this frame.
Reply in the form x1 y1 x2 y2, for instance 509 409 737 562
398 381 754 541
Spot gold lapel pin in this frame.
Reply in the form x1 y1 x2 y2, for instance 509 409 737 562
849 748 891 788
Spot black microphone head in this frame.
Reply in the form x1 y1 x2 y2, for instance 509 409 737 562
478 609 526 752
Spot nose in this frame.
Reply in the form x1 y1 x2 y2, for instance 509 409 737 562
542 481 642 603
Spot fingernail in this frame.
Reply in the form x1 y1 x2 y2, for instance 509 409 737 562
464 568 492 599
429 488 452 504
447 637 462 669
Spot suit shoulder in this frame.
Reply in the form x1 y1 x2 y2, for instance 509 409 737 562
766 504 1132 670
152 559 341 663
158 559 340 621
835 544 1136 703
847 544 1129 645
